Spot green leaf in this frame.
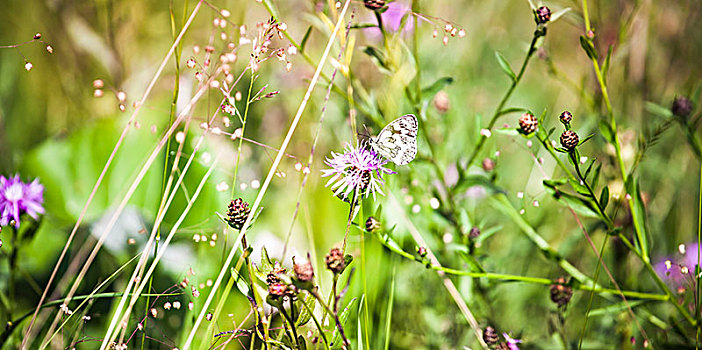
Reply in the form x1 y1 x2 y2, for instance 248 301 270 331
589 300 647 317
625 177 650 257
644 101 674 118
543 181 600 218
421 76 454 100
457 250 486 273
568 178 591 196
598 120 614 143
578 133 595 146
229 266 250 296
497 107 531 117
363 46 388 70
579 35 598 60
331 297 357 349
295 292 317 326
583 158 597 180
261 246 274 273
550 7 572 22
599 186 610 210
300 26 313 53
601 45 613 84
591 163 603 190
495 51 517 81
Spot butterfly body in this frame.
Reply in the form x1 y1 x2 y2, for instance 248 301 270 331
368 114 418 166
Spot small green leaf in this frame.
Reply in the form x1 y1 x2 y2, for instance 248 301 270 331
421 77 454 100
261 246 274 273
591 163 603 190
550 7 572 22
295 292 317 326
363 46 388 69
589 300 647 317
495 51 517 81
300 26 313 53
568 178 591 196
625 177 650 257
601 45 613 84
644 101 674 118
230 267 251 295
579 35 598 60
598 120 614 143
599 186 609 210
583 158 597 180
578 133 595 146
331 298 357 348
497 107 530 117
457 250 486 273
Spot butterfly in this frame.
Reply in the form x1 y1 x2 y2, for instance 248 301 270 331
368 114 418 166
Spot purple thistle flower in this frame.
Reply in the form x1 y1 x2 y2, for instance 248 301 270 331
0 175 45 228
321 143 394 200
503 333 522 350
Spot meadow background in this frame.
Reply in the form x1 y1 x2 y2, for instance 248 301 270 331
0 0 701 349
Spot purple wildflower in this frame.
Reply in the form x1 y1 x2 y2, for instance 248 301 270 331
654 243 701 286
364 0 414 38
321 143 394 200
503 333 522 350
0 175 44 228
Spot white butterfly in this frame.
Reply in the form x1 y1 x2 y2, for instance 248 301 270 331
368 114 418 166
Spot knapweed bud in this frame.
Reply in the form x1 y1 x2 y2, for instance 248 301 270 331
518 113 538 135
266 266 286 285
469 226 481 239
672 96 694 119
559 111 573 125
550 277 573 307
365 216 380 232
268 283 287 297
482 158 495 172
293 258 314 282
363 0 386 10
483 326 499 346
560 130 579 151
325 248 346 274
535 6 551 24
226 198 251 230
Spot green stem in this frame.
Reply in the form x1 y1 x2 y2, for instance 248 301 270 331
464 33 540 169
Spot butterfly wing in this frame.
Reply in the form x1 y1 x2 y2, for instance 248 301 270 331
370 114 418 165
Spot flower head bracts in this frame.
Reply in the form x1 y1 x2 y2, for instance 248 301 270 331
0 175 44 228
321 143 395 200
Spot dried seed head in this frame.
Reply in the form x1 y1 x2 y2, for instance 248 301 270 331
226 198 251 230
483 326 499 346
535 6 551 24
363 0 386 10
672 96 694 119
560 130 580 151
518 113 538 134
559 111 573 125
365 216 380 232
550 277 573 307
293 258 315 282
325 248 346 274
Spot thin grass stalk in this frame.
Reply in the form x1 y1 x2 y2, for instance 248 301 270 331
22 2 204 347
39 64 217 350
102 156 221 347
182 1 353 347
99 115 219 346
